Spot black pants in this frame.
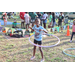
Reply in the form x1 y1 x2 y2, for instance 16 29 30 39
71 32 75 40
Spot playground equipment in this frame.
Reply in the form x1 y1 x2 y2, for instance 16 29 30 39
63 48 75 57
29 34 60 48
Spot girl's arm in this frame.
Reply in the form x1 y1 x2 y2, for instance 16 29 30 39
39 29 48 33
29 26 34 31
43 29 48 33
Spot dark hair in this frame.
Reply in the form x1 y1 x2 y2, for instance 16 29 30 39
49 12 51 14
25 12 27 13
52 13 55 17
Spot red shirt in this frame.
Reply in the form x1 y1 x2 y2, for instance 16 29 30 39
72 25 75 32
20 12 25 20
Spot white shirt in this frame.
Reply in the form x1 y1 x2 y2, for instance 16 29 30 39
42 14 48 20
24 14 29 21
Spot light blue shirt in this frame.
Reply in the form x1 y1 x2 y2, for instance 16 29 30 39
32 25 46 41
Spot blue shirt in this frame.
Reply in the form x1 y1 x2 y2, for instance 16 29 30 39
32 25 46 41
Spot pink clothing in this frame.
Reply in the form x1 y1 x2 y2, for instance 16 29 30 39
72 25 75 32
3 16 7 22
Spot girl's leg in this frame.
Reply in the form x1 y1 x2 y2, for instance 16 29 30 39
44 23 46 29
23 22 25 28
30 45 36 60
39 47 43 59
71 32 74 40
52 22 55 28
33 46 36 57
26 24 27 29
21 22 22 28
28 24 29 29
5 22 7 27
4 22 7 27
4 22 5 27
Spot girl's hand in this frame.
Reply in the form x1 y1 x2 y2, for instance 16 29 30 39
29 26 32 29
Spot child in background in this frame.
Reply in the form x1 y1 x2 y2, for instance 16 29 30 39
12 19 18 28
70 20 75 42
24 12 30 30
3 13 7 27
20 12 25 29
29 18 48 62
42 12 48 29
58 12 64 32
48 12 53 28
52 12 56 28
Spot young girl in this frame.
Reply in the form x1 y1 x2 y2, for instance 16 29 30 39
29 18 48 62
70 20 75 42
3 13 7 27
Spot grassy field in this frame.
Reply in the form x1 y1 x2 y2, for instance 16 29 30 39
0 14 75 62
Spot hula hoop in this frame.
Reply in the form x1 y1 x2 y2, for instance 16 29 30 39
63 48 75 57
29 34 60 48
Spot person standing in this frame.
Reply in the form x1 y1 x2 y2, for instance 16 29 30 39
52 12 56 28
58 12 64 32
70 20 75 42
41 12 48 29
29 12 38 27
3 13 7 27
48 12 53 28
24 12 30 30
20 12 25 29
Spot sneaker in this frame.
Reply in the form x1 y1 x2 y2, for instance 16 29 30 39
40 59 44 62
70 40 72 43
30 56 35 60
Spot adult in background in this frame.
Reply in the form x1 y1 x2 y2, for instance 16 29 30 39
3 12 7 27
29 12 38 27
29 12 38 33
41 12 48 29
37 12 43 26
48 12 53 28
58 12 64 32
20 12 25 29
24 12 30 30
52 12 56 28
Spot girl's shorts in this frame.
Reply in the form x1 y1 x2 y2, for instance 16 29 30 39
31 19 35 23
43 19 47 23
21 19 24 22
25 20 29 25
34 39 42 45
